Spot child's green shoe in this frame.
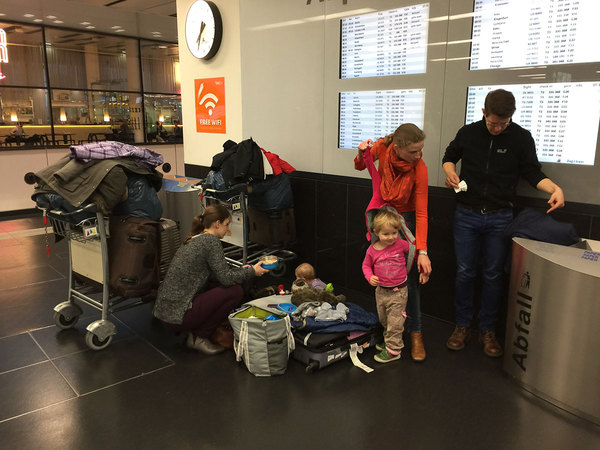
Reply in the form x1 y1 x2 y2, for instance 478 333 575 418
374 349 401 363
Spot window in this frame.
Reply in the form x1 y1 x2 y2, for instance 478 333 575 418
0 22 45 87
44 29 139 92
0 21 179 148
141 40 180 94
144 94 182 143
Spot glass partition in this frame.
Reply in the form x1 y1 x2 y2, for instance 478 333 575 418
0 21 178 148
0 87 50 146
46 89 138 145
0 22 45 87
44 29 140 92
144 93 182 143
140 40 180 94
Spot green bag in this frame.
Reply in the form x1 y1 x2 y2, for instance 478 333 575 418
228 305 295 377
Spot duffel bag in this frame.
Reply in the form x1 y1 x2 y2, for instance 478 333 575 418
229 305 295 377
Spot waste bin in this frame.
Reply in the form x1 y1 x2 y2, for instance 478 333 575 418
158 176 204 238
504 237 600 425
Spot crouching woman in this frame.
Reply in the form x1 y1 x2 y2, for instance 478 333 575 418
153 204 269 354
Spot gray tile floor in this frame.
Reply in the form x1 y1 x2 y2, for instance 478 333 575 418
1 212 599 449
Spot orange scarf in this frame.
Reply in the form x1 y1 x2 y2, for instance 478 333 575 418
380 144 417 203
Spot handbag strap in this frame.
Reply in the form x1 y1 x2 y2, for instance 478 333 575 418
284 315 295 355
235 320 249 369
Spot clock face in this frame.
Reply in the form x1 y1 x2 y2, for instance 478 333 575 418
185 0 222 60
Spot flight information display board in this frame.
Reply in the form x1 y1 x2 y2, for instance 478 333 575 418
470 0 600 70
340 4 429 79
338 89 425 150
466 82 600 165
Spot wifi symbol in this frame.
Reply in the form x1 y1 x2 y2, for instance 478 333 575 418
197 83 219 116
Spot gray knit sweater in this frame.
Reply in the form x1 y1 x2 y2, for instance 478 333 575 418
153 232 255 324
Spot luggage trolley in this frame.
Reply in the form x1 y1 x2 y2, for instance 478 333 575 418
44 203 152 350
201 184 296 276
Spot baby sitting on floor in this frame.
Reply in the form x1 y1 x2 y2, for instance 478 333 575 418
291 263 344 306
294 263 327 290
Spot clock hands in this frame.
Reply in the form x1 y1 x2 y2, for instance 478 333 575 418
197 21 206 50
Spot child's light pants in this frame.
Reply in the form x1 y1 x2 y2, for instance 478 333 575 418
375 285 408 354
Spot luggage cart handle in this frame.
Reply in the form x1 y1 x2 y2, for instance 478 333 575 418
204 183 248 193
41 202 99 219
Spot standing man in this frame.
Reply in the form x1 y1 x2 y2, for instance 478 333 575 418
442 89 564 357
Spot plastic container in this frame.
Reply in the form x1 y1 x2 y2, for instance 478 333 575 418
265 314 281 321
259 255 279 270
276 303 297 314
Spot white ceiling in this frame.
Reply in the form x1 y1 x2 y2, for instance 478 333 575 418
70 0 177 18
0 0 179 42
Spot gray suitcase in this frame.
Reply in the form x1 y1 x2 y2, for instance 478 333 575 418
158 217 181 281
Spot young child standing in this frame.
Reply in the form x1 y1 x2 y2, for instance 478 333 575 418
362 209 410 363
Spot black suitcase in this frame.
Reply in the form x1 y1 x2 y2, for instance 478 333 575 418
247 207 296 247
291 324 383 374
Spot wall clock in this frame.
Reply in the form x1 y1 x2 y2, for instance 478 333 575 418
185 0 223 60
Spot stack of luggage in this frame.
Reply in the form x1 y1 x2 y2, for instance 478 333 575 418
205 137 297 248
30 141 181 298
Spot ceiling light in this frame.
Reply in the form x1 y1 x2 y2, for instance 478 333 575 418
111 26 122 29
34 19 43 22
54 20 64 24
86 26 95 29
80 21 90 25
0 14 6 17
47 15 56 19
24 13 35 18
115 29 125 32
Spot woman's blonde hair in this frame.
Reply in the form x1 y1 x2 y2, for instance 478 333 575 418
383 123 425 148
184 204 230 243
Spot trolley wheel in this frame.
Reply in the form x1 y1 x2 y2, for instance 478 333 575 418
53 310 79 330
270 261 287 278
305 360 320 374
85 331 113 351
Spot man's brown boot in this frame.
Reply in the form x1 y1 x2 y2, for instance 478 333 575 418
410 332 426 362
446 326 471 351
479 330 503 357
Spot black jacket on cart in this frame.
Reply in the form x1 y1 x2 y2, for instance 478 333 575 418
211 138 264 186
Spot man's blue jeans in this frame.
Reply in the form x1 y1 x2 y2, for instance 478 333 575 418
453 205 513 331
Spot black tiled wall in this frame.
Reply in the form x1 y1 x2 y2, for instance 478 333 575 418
186 165 600 323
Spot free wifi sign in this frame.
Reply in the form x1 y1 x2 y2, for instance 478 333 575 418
195 77 226 133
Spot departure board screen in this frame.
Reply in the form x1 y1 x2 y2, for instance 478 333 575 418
340 4 429 79
470 0 600 70
466 82 600 165
338 89 425 150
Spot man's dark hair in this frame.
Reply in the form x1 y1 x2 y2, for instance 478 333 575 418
484 89 516 118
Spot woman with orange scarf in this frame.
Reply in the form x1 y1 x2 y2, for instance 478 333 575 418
354 123 432 362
